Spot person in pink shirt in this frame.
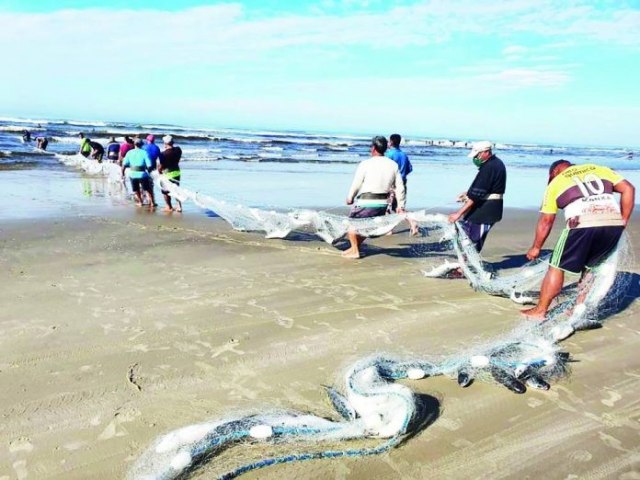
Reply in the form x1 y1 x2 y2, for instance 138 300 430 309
118 136 134 165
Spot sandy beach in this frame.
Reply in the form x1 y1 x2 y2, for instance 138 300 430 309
0 209 639 479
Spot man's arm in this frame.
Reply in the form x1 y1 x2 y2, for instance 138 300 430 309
614 180 635 226
448 198 474 223
144 151 153 171
449 167 491 222
526 213 556 260
395 169 406 212
157 152 164 174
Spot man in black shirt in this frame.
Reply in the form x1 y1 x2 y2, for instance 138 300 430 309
89 141 105 162
158 135 183 212
448 140 507 252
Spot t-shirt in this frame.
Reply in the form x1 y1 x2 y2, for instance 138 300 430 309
348 155 405 209
143 143 161 170
464 155 507 224
119 142 134 159
122 148 152 179
80 138 92 154
159 146 182 175
541 164 624 227
386 147 413 181
89 141 104 153
107 142 120 160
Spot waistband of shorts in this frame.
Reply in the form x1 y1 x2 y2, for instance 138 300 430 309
356 199 389 208
567 213 624 229
358 192 389 200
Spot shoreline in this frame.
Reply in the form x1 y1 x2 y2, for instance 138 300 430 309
0 211 638 479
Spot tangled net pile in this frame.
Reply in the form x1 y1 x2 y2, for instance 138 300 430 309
57 154 634 479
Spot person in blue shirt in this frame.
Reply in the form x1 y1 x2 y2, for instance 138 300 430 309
106 137 120 162
386 133 418 234
121 138 156 210
143 134 161 170
142 134 161 206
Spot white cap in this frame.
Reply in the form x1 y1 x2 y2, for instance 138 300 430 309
467 140 493 158
162 134 173 144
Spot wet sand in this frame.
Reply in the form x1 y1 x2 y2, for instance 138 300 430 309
0 209 638 479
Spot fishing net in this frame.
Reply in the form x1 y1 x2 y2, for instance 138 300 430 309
128 234 632 479
56 155 635 479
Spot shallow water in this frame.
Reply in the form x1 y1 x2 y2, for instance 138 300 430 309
1 117 638 220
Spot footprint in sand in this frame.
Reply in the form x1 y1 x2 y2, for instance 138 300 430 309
275 314 294 328
601 389 622 407
9 438 34 454
567 449 592 462
12 460 28 480
63 440 88 451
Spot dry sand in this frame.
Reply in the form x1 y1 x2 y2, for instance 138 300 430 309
0 209 638 479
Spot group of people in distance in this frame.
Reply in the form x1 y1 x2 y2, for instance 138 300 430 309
22 129 49 150
78 132 182 213
345 134 635 321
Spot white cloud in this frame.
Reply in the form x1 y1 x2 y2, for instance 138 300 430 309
0 1 637 73
503 45 529 56
476 68 570 87
0 1 637 145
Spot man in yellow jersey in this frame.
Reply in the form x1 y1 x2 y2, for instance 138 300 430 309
522 160 635 319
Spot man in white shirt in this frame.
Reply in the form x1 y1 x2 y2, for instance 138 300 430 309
342 136 405 259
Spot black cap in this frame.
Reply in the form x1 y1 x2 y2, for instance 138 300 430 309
548 159 572 184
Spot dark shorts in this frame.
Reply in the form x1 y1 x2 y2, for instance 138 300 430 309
161 175 181 195
551 226 624 274
459 220 494 252
349 206 388 219
107 152 119 161
130 176 152 193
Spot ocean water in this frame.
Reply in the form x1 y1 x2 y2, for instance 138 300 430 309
0 116 638 220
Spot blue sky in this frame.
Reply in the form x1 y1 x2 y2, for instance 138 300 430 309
0 0 638 146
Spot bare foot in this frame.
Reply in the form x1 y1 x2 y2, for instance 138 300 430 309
341 251 361 259
135 202 143 207
521 307 547 320
162 207 173 212
175 207 183 213
410 226 419 236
